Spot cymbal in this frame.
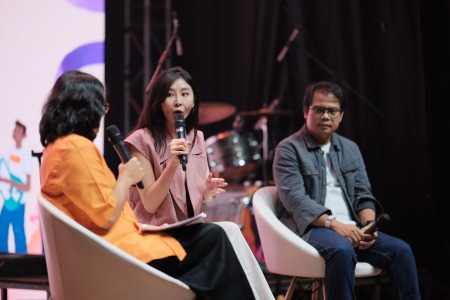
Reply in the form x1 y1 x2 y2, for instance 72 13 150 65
240 108 296 117
199 102 236 126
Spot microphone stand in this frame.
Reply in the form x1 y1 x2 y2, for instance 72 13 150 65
145 18 179 93
302 49 384 118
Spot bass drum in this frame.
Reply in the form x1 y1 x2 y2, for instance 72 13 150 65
205 130 261 181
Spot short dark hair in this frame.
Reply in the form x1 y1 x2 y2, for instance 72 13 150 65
15 120 27 134
303 81 345 111
39 70 106 146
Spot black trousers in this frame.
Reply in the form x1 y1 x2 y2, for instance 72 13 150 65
149 222 255 300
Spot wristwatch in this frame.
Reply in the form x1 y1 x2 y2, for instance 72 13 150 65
325 215 335 229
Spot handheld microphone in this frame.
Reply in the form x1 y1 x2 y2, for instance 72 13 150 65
173 11 183 56
174 113 188 171
364 213 390 234
106 125 144 189
276 27 300 62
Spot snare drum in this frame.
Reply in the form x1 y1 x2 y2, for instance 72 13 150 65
205 130 261 180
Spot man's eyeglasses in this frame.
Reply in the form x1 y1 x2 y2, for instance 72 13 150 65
309 106 341 118
104 102 110 115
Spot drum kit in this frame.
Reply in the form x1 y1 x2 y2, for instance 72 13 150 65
200 102 296 261
199 101 295 184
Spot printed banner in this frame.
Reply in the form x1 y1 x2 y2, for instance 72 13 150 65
0 0 105 263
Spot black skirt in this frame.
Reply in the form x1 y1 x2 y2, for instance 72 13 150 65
149 222 255 300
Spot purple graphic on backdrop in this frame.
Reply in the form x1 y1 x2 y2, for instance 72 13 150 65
56 42 104 78
66 0 104 12
56 0 105 78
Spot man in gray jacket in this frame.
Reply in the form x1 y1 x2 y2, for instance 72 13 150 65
273 81 421 300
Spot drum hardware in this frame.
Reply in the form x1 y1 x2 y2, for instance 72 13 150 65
239 108 296 117
232 113 245 133
202 182 258 228
203 100 297 183
249 98 281 185
236 98 299 185
198 102 236 126
202 181 263 258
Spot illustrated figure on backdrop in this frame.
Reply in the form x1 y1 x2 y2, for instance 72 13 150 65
39 70 269 300
0 120 33 253
125 66 274 300
273 81 421 299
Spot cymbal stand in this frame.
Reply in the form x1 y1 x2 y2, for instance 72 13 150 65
252 28 297 186
254 99 279 186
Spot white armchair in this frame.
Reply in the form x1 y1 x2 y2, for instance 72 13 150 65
252 186 382 300
37 193 196 300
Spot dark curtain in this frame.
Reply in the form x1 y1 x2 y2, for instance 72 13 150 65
421 0 450 297
106 0 449 297
168 0 283 139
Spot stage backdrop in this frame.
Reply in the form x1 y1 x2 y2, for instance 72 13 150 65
0 0 104 297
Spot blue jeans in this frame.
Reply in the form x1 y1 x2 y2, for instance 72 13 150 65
308 228 421 300
0 203 27 253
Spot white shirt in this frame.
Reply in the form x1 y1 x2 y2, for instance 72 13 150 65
321 143 356 225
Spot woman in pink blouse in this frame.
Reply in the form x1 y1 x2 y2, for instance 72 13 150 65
126 67 273 300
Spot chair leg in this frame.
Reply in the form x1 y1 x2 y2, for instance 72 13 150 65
284 277 298 300
311 279 320 300
310 278 327 300
321 279 327 300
